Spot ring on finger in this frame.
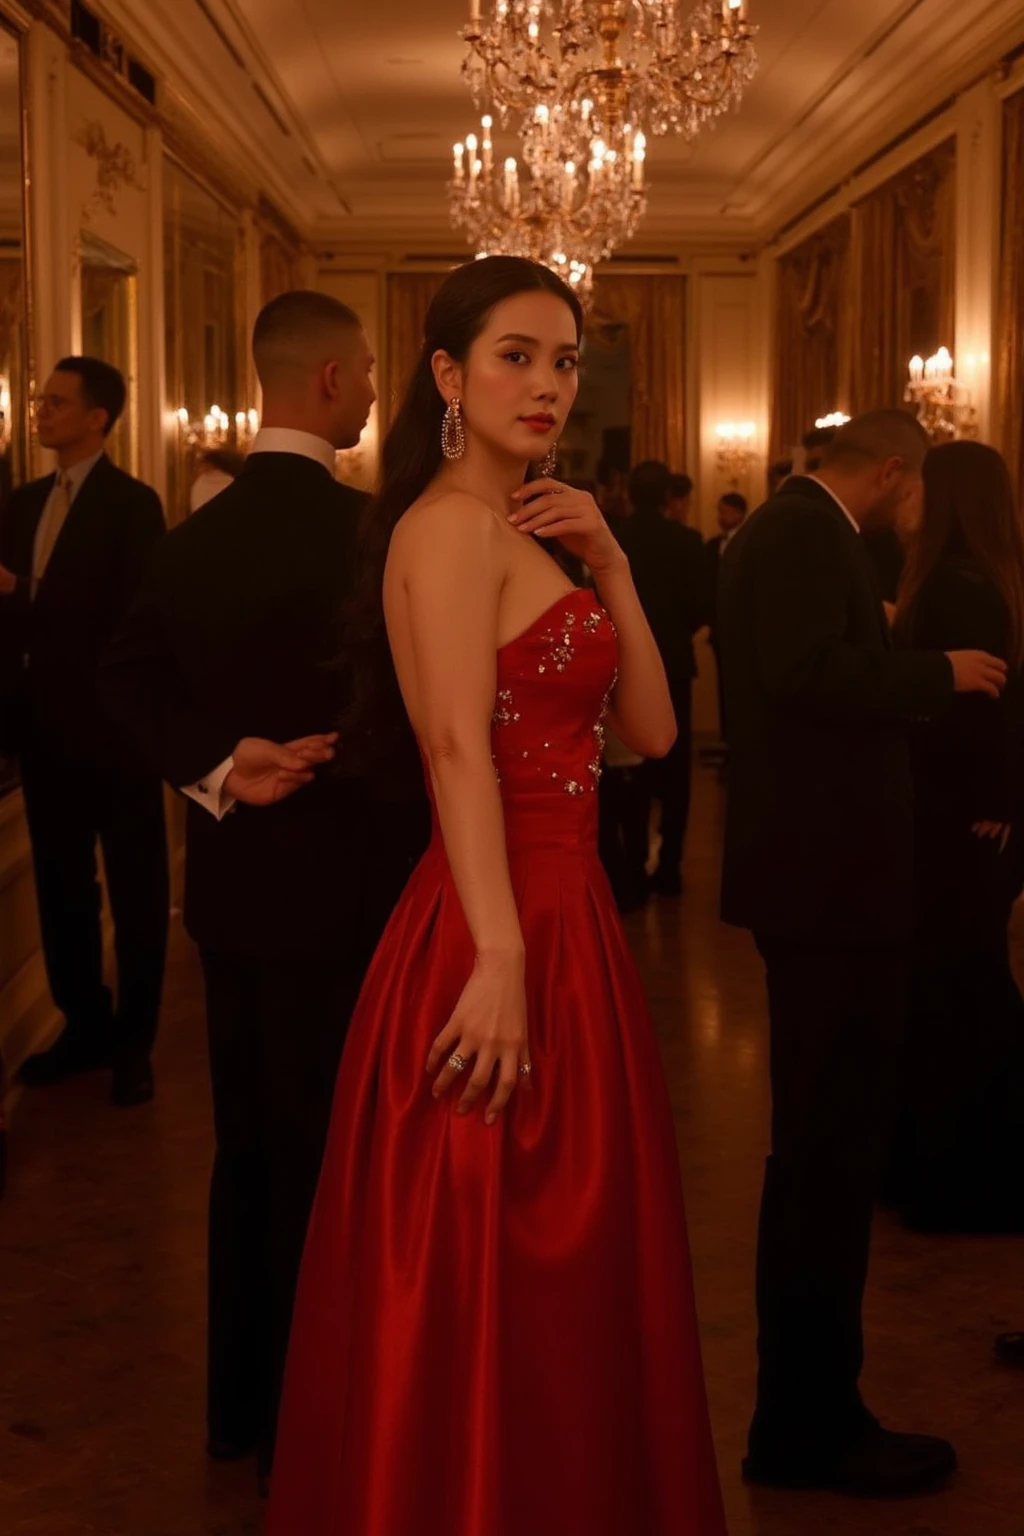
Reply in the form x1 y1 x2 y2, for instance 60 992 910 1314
448 1053 468 1073
518 1061 532 1077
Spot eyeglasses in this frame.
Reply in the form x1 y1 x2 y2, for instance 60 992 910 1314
33 394 78 413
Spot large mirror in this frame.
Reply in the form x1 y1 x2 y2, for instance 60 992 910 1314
79 231 138 475
164 161 243 525
0 20 29 798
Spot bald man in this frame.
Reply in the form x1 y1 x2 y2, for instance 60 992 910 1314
101 291 427 1486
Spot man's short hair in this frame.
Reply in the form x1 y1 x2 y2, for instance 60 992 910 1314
54 356 126 437
669 473 694 500
629 459 673 514
252 290 362 384
719 492 748 515
821 409 931 473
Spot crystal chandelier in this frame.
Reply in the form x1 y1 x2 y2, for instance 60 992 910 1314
450 108 646 298
452 1 757 293
462 1 756 148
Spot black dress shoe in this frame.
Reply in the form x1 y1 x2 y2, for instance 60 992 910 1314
110 1056 155 1107
743 1423 957 1498
19 1032 113 1087
994 1331 1024 1367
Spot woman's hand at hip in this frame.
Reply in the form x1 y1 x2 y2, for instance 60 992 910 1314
427 950 530 1125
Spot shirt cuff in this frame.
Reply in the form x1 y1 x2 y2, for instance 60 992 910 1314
181 755 236 820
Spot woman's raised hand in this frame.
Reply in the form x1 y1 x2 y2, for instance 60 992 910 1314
426 951 530 1125
508 477 625 575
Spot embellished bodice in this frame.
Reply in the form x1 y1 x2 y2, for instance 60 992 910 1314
425 587 619 857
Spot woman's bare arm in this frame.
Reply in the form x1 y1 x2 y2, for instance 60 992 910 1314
389 494 527 1123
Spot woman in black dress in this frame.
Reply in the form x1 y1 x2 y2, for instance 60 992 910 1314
888 440 1024 1232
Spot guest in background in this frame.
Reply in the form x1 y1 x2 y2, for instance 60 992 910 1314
887 441 1024 1232
595 458 629 524
101 292 427 1487
667 472 695 526
719 409 1007 1498
706 492 748 750
617 459 707 896
767 458 793 496
598 724 649 913
0 357 167 1107
190 448 247 513
802 424 836 472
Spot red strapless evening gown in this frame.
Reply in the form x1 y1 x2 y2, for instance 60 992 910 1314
266 587 727 1535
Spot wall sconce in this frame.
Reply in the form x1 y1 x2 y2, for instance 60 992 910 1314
0 376 11 451
715 421 757 486
905 348 978 441
176 405 259 451
235 409 260 450
814 412 850 429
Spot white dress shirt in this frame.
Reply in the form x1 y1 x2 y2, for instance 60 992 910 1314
809 475 860 535
180 428 339 821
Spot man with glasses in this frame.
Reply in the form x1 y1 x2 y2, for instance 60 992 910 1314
0 357 168 1106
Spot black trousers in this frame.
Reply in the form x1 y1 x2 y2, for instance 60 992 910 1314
647 676 693 875
751 935 909 1465
200 939 373 1468
19 737 168 1062
598 764 650 909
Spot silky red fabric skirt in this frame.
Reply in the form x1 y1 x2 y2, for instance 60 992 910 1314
266 814 727 1535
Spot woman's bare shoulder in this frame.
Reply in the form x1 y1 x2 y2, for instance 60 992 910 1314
390 488 505 556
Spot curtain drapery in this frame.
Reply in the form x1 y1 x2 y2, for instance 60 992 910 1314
770 215 850 460
848 139 956 415
996 88 1024 495
384 272 447 430
589 274 686 467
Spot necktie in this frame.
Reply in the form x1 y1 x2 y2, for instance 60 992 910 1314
32 470 72 596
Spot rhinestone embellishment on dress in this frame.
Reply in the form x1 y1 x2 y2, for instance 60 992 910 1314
538 610 577 675
492 688 521 727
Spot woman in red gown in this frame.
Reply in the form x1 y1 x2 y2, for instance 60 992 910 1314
267 257 728 1535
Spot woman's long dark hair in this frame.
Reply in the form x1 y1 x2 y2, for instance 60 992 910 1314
339 256 585 779
894 441 1024 667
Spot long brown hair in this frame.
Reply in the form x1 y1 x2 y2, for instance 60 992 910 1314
894 441 1024 667
338 256 584 779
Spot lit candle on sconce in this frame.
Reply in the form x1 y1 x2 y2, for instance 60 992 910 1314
453 141 465 183
469 0 481 24
908 355 924 384
562 160 575 212
481 115 493 177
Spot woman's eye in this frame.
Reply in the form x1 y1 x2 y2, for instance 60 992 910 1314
557 356 580 371
503 350 528 364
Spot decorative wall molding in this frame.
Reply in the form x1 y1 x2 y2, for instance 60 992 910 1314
74 117 143 221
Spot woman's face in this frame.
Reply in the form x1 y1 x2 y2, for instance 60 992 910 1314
443 290 580 462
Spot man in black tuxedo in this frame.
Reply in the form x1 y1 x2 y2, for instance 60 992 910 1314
705 491 747 748
100 291 426 1485
617 460 707 896
0 357 168 1107
719 410 1007 1497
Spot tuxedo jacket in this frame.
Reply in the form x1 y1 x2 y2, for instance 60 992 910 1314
100 453 427 955
616 511 708 683
705 533 727 647
0 453 166 760
717 476 954 945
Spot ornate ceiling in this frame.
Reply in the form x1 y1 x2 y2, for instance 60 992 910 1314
97 0 1024 250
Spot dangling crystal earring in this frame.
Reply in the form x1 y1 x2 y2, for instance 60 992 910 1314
540 441 559 476
441 396 466 461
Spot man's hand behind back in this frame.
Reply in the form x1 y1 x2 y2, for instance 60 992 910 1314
946 651 1008 700
224 733 338 806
